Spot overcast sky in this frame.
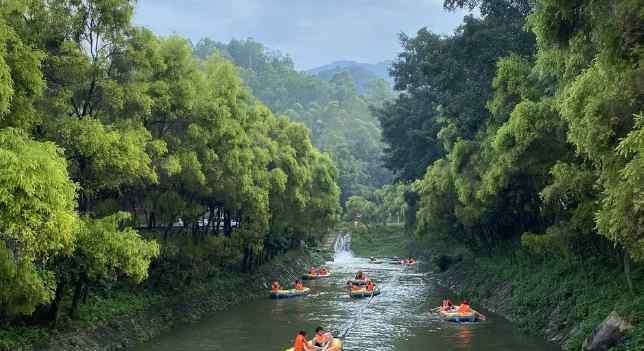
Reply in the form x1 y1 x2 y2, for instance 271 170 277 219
133 1 469 70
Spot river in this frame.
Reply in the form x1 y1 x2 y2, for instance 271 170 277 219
134 235 559 351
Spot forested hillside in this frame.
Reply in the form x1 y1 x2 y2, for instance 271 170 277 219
374 0 643 348
193 38 393 202
0 0 339 327
307 60 394 94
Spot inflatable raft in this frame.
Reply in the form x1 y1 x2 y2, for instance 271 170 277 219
439 309 478 322
284 338 343 351
302 272 331 280
270 287 311 299
348 278 369 285
349 287 381 298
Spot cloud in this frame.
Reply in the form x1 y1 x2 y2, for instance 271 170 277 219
133 0 469 70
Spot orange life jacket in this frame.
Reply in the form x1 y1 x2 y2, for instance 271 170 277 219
367 282 375 291
271 282 280 291
457 303 472 313
294 335 306 351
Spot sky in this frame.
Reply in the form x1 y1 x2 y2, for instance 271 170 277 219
133 1 469 71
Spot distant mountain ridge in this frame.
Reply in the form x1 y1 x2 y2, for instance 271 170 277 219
306 60 394 94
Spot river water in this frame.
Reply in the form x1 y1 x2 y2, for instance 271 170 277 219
134 234 559 351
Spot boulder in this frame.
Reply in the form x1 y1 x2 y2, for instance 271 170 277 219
582 311 633 351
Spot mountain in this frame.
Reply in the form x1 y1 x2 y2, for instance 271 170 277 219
306 60 394 94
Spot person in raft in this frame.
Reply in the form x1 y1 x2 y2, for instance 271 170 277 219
458 300 487 320
441 298 454 311
319 267 329 275
457 300 471 313
293 331 315 351
308 266 317 275
366 280 376 291
354 271 367 281
271 281 282 291
312 326 334 348
347 281 361 290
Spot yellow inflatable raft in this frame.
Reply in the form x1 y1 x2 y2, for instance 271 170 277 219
284 338 343 351
270 287 311 299
438 309 478 322
302 272 331 280
348 278 369 285
349 287 381 298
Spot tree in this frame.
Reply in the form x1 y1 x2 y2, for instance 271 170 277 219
0 129 78 316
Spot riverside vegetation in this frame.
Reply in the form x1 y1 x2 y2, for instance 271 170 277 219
349 0 642 349
0 0 344 348
1 0 643 350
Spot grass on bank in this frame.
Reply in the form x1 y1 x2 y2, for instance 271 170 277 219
440 250 644 351
0 246 317 351
344 223 412 257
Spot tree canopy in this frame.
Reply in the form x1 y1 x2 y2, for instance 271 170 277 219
0 0 340 322
379 0 643 268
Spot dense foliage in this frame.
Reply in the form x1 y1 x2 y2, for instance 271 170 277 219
194 38 393 202
379 0 642 264
374 1 643 343
374 0 642 346
0 0 339 324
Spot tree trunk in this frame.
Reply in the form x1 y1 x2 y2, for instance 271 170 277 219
47 280 66 323
69 276 85 319
206 206 215 236
224 210 232 236
215 207 222 235
624 251 634 294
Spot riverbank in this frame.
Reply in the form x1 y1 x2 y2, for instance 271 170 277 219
344 224 642 350
434 251 643 350
345 223 412 257
0 249 322 351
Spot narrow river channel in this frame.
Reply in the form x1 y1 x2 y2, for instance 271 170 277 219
134 235 559 351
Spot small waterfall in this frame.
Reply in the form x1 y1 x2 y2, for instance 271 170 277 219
333 233 353 261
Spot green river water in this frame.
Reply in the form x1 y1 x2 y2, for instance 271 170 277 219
134 237 559 351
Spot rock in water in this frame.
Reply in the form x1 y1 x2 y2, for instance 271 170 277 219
582 311 633 351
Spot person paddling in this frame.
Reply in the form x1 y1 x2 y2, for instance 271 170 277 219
293 331 315 351
271 281 282 291
441 298 454 311
312 326 333 349
355 271 367 281
457 300 472 313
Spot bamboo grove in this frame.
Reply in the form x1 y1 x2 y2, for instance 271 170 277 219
0 0 340 322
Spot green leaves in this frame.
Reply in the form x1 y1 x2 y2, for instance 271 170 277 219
0 129 78 259
0 129 78 315
597 114 644 261
0 0 342 321
76 213 160 283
